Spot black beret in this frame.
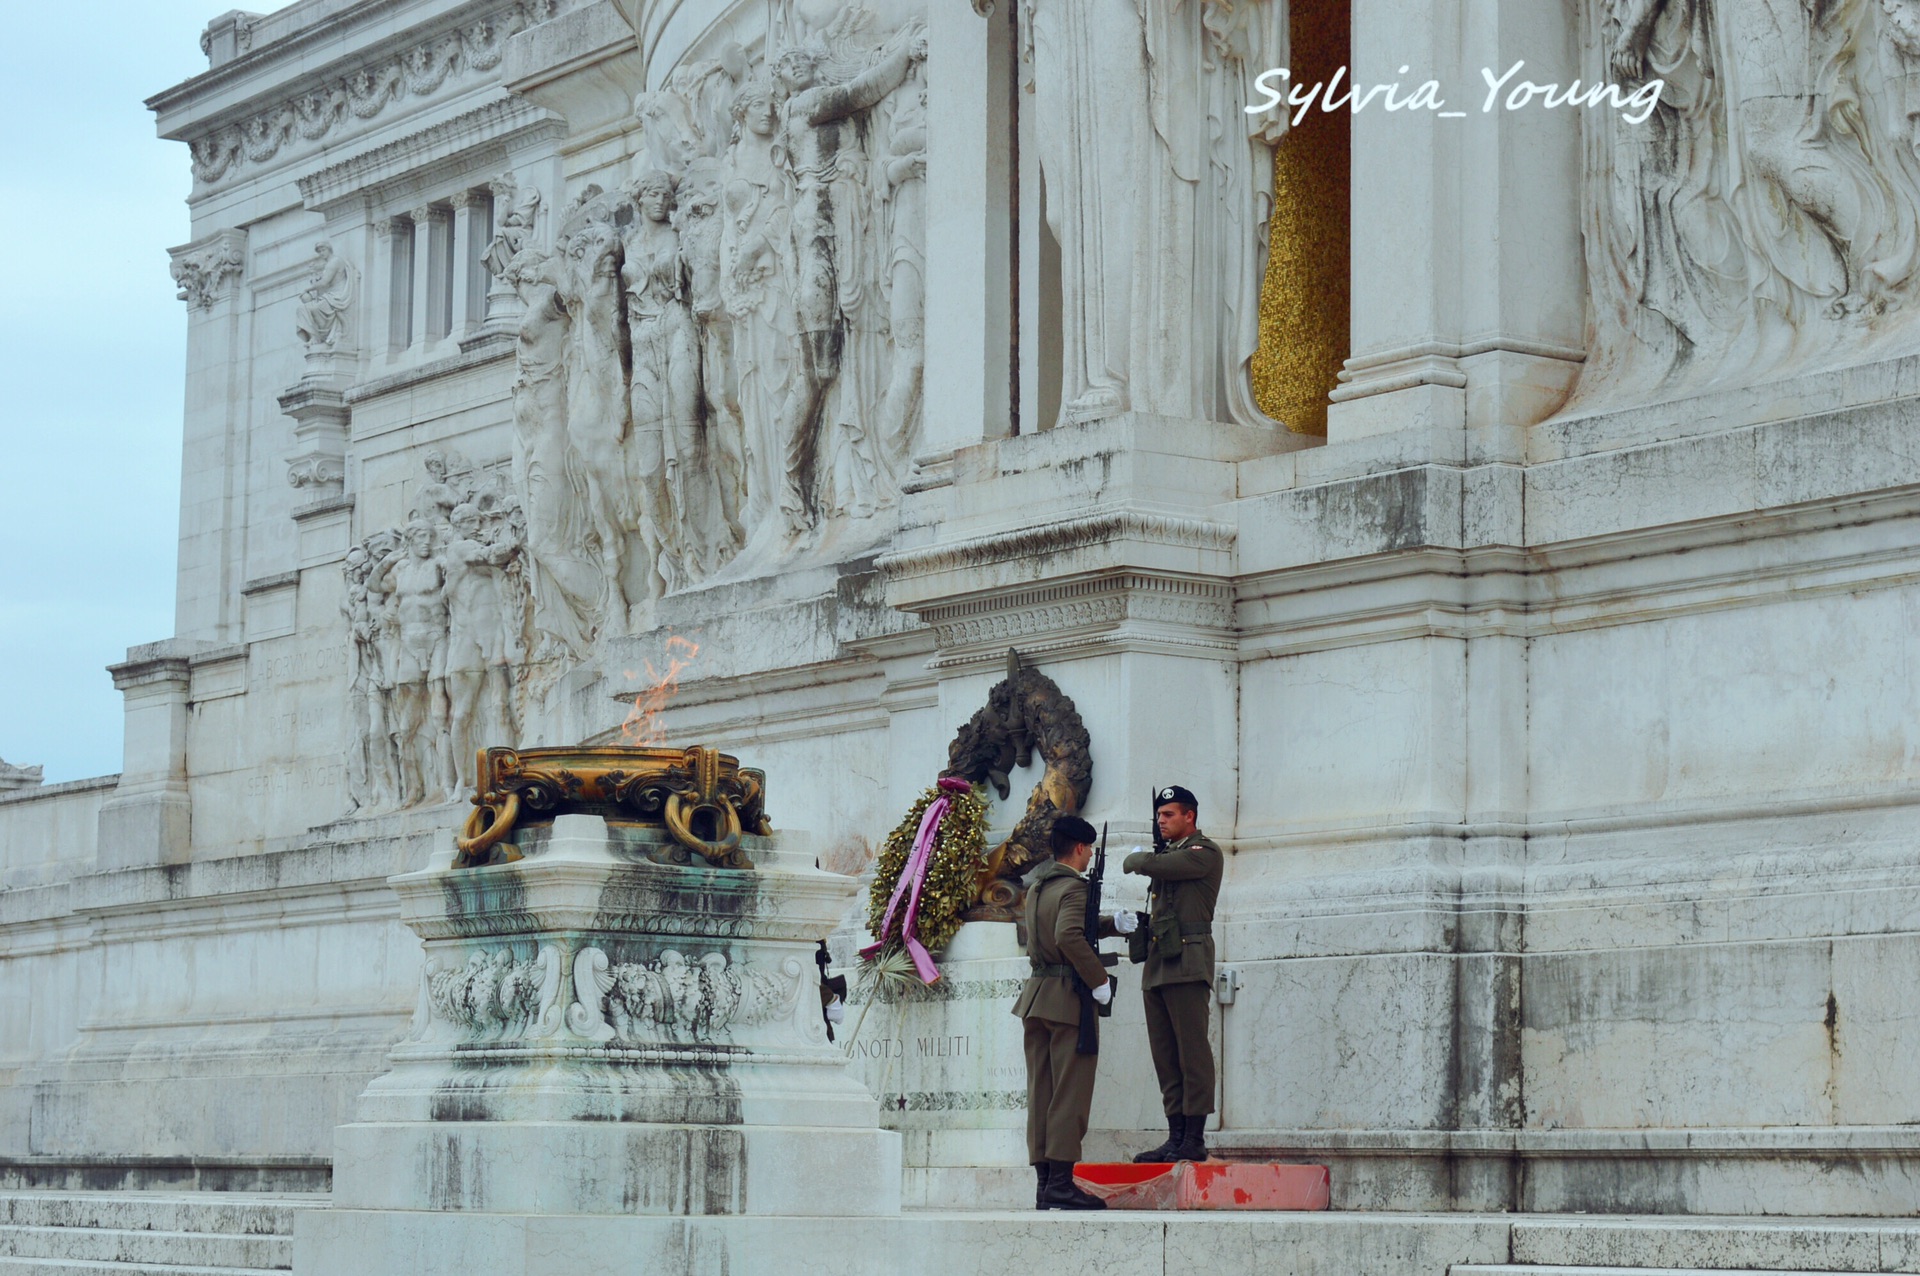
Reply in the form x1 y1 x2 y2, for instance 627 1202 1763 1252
1049 815 1098 852
1154 785 1198 810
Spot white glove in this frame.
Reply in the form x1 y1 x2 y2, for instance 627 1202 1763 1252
1112 908 1139 935
1091 981 1113 1006
824 998 846 1025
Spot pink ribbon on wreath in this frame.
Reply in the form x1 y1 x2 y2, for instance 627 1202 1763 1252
861 776 973 985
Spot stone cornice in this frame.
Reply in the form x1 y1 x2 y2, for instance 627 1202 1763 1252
108 640 215 692
298 96 562 209
877 511 1237 582
166 0 563 192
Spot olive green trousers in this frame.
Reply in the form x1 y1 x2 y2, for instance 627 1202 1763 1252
1143 980 1215 1117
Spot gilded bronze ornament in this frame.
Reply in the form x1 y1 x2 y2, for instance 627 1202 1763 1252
943 650 1093 920
454 744 770 870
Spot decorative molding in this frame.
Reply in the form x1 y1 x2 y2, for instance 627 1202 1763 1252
877 511 1236 582
287 456 347 491
167 229 247 311
423 944 566 1039
299 98 564 211
922 572 1235 651
186 0 562 189
569 947 813 1045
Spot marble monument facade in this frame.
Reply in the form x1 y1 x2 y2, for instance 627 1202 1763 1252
1 0 1919 1238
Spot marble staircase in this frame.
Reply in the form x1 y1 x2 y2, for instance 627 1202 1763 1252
0 1192 321 1275
1451 1217 1920 1276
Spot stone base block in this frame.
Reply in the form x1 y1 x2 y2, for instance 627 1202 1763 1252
331 1121 902 1216
294 1208 1514 1276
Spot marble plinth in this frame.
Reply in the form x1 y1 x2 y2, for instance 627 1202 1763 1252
842 921 1033 1210
326 813 900 1218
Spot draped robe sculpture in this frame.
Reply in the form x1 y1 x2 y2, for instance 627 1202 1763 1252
1023 0 1284 429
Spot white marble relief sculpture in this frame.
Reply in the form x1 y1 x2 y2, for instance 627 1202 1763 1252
1022 0 1284 428
344 456 528 811
294 241 357 355
771 26 926 531
465 6 929 634
1573 0 1920 410
422 946 566 1040
568 947 816 1044
326 11 971 818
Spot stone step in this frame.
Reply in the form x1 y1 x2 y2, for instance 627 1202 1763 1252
0 1226 287 1269
0 1195 321 1238
1454 1268 1884 1276
1507 1217 1920 1273
0 1260 286 1276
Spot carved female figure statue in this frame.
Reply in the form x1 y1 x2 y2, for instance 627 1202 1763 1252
443 503 521 793
770 33 926 535
873 61 927 489
502 247 601 659
676 159 749 551
294 241 357 353
621 171 707 595
342 545 395 812
557 192 637 627
721 80 798 552
1023 0 1283 428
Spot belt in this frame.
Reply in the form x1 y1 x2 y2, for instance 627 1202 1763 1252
1177 922 1212 937
1030 963 1075 978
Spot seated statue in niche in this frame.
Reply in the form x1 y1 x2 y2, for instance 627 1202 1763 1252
294 241 357 355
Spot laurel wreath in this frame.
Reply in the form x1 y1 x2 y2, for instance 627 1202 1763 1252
864 781 989 959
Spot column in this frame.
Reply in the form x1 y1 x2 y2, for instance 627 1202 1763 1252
450 189 492 339
1325 0 1584 453
920 0 1014 464
377 216 412 355
166 227 249 643
408 205 443 349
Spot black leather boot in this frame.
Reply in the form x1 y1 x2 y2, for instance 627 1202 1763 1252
1041 1161 1107 1210
1170 1114 1209 1162
1132 1114 1185 1163
1032 1162 1048 1209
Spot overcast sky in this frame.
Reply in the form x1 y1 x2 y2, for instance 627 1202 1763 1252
1 3 289 782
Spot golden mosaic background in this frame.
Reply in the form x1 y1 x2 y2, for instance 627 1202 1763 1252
1252 0 1351 436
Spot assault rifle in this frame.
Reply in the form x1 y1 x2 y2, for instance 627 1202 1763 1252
1127 790 1160 965
1075 822 1119 1055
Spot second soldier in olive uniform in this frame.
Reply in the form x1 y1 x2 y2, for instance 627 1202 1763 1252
1013 815 1134 1209
1123 785 1223 1163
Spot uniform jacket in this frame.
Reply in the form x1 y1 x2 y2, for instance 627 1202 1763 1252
1121 831 1223 989
1012 861 1112 1025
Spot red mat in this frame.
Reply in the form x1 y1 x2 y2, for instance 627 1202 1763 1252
1072 1161 1331 1211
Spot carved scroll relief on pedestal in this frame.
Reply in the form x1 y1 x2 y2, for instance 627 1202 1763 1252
417 943 818 1048
1574 0 1920 410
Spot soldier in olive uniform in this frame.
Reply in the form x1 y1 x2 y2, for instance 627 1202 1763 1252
1123 785 1223 1163
1013 814 1135 1209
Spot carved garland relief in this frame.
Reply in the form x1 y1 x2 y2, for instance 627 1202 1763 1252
418 942 819 1047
